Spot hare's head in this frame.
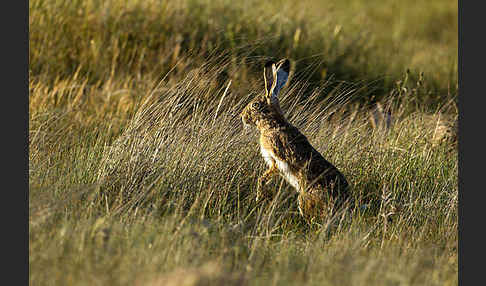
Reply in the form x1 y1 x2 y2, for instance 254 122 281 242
241 59 290 128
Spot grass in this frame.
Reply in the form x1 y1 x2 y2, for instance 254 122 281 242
29 0 457 285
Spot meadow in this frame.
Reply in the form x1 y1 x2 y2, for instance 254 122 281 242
29 0 458 285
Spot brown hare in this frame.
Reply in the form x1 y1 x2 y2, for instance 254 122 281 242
241 59 350 221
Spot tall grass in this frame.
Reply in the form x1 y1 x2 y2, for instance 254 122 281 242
29 0 457 285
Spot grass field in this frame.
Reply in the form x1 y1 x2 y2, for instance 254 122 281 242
29 0 458 285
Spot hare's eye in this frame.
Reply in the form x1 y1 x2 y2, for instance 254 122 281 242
252 102 260 109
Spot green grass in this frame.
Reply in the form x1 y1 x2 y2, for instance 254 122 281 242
29 0 457 285
29 0 457 104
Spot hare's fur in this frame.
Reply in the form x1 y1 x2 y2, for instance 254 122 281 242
241 59 350 221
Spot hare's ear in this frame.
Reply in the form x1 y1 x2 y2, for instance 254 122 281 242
263 60 276 98
272 59 290 99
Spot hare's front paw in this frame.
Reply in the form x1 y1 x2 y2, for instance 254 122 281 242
256 178 273 202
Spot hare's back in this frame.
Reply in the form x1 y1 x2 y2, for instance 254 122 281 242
263 128 349 196
281 128 349 191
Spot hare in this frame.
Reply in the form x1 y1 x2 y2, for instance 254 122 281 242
241 59 350 221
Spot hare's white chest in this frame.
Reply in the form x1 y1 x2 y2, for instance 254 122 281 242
260 146 301 191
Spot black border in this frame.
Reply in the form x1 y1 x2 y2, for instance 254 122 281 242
2 0 29 284
458 1 481 285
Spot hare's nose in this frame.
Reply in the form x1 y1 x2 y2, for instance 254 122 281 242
242 121 250 130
